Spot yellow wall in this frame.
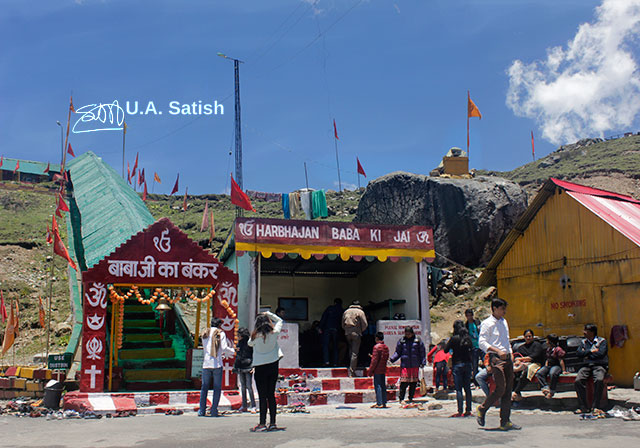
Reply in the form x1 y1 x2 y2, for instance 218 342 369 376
496 189 640 386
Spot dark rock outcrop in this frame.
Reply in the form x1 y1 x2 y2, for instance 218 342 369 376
355 172 527 267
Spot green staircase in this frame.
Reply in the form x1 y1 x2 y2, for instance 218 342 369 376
111 302 191 391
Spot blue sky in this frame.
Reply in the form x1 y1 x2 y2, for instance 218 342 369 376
2 0 639 195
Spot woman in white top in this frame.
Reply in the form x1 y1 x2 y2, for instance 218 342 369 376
198 317 234 417
248 311 283 432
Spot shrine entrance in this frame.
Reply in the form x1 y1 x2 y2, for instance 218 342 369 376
79 218 238 393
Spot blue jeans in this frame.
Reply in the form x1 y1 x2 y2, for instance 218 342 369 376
476 367 490 397
199 367 223 416
471 348 482 380
373 374 387 406
435 361 448 388
453 362 472 414
536 365 562 393
322 328 339 365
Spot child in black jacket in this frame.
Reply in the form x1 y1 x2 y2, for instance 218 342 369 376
234 327 256 412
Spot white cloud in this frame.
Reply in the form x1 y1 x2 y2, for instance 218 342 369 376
506 0 640 144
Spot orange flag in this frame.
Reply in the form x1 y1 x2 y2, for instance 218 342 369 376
44 162 50 173
333 119 339 140
143 180 148 201
154 172 161 184
200 200 209 232
70 96 75 113
46 223 53 244
209 210 215 243
0 155 3 167
1 301 15 355
14 301 19 337
53 220 78 271
13 160 20 174
467 92 482 119
230 174 255 212
183 187 188 211
38 296 46 328
56 192 69 217
67 143 76 157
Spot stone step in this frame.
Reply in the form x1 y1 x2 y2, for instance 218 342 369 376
124 368 186 382
123 304 154 312
118 347 175 360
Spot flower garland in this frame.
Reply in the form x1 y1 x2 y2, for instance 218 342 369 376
219 297 240 344
107 286 126 349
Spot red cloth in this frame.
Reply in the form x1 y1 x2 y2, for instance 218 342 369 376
367 342 389 375
427 346 450 364
400 367 419 382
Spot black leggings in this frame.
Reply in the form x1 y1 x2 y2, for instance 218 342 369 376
399 382 417 402
254 360 279 425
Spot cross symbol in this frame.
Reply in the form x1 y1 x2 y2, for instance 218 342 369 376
222 362 233 387
84 364 102 389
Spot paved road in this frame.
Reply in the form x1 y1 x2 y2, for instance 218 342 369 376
3 406 639 448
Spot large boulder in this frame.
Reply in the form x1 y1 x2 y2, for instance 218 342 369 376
355 172 527 267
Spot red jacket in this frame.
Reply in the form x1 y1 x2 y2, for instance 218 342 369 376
368 342 389 375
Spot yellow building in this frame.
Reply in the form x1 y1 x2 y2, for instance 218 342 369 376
477 178 639 386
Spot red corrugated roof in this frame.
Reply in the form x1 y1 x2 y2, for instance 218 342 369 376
551 178 640 204
567 191 640 248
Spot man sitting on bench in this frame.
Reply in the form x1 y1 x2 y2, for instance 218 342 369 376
574 323 608 415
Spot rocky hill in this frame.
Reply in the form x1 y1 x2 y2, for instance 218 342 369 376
478 134 640 199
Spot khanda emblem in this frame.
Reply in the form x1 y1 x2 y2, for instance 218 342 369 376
86 337 103 360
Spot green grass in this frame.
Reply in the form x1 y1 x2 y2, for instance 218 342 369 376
477 134 640 184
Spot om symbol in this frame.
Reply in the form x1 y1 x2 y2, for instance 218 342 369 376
86 283 107 309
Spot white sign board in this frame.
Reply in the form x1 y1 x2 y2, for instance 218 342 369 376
278 323 299 368
377 320 423 359
191 349 204 378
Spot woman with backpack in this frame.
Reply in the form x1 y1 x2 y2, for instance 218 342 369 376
445 320 474 417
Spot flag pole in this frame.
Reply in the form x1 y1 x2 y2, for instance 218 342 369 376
122 122 126 178
304 162 309 190
334 137 342 192
45 254 54 362
467 91 470 158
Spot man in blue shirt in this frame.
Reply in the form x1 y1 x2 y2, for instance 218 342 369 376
464 309 481 381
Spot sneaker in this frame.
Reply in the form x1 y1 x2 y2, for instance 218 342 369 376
450 413 463 418
476 407 486 427
499 421 522 431
463 411 473 417
250 424 267 432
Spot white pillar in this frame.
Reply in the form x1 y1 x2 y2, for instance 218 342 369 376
418 261 431 347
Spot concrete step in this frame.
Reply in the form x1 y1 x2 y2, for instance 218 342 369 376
280 376 402 392
63 390 242 415
124 334 164 342
118 347 175 360
280 366 403 378
124 368 186 382
276 389 399 407
120 358 187 370
123 319 157 328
